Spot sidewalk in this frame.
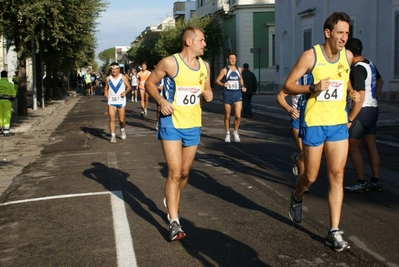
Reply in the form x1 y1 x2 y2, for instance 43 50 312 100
9 90 78 133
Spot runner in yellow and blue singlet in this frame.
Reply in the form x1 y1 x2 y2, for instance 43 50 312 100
157 53 208 146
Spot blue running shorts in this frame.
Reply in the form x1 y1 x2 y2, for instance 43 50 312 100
109 103 125 109
157 127 201 147
223 89 242 105
300 124 348 147
291 118 300 130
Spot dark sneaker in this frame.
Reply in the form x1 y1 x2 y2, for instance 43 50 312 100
169 221 186 241
325 230 350 252
344 181 369 193
368 180 383 192
289 191 302 223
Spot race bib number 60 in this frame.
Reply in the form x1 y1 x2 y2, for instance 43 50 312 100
316 80 344 102
176 86 201 106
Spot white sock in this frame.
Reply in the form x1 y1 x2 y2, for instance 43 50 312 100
121 128 125 132
226 131 230 135
111 133 115 137
170 218 180 225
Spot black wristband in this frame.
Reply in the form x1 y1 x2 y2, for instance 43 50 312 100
309 84 316 93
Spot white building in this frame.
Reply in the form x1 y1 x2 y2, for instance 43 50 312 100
174 0 196 21
275 0 399 100
0 36 18 82
196 0 275 91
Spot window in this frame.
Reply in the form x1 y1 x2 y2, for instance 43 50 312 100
349 21 354 39
268 26 275 67
198 0 204 8
395 12 399 79
303 29 312 51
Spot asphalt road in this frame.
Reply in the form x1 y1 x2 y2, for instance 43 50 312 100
0 91 398 267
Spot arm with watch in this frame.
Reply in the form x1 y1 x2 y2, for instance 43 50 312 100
239 67 247 93
346 79 364 126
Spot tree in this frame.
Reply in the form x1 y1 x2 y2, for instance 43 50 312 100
98 47 116 63
128 15 224 82
0 0 107 112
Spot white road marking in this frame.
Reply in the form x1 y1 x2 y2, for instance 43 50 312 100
0 191 110 206
1 152 138 267
348 236 398 267
108 152 137 267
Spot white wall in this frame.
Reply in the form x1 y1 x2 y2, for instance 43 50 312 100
275 0 397 98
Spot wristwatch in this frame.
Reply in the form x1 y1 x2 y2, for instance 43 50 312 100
309 84 316 93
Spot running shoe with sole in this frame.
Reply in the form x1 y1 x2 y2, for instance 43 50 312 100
225 133 231 143
110 135 116 143
233 131 241 143
289 190 302 223
169 221 186 241
368 180 383 192
344 181 369 193
120 130 126 140
325 230 350 252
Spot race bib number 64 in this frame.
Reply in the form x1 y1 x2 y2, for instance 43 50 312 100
176 86 201 106
316 80 344 102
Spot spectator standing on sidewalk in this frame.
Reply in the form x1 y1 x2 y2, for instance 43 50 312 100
283 11 359 252
0 70 16 136
145 27 213 241
215 52 247 143
241 63 257 117
103 62 131 143
344 38 384 193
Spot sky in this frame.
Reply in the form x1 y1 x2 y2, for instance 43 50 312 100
95 0 178 64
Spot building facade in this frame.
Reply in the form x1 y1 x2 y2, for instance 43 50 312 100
275 0 399 100
174 0 196 21
196 0 275 92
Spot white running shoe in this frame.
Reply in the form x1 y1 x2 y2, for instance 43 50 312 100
110 135 116 143
121 130 126 140
233 131 241 143
225 133 231 143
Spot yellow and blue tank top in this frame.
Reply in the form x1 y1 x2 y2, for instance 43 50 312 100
159 53 208 129
300 44 350 127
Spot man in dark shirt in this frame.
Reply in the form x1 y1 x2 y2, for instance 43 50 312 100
241 63 257 117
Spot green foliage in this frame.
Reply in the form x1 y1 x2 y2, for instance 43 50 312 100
98 47 116 63
128 15 224 68
0 0 108 70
